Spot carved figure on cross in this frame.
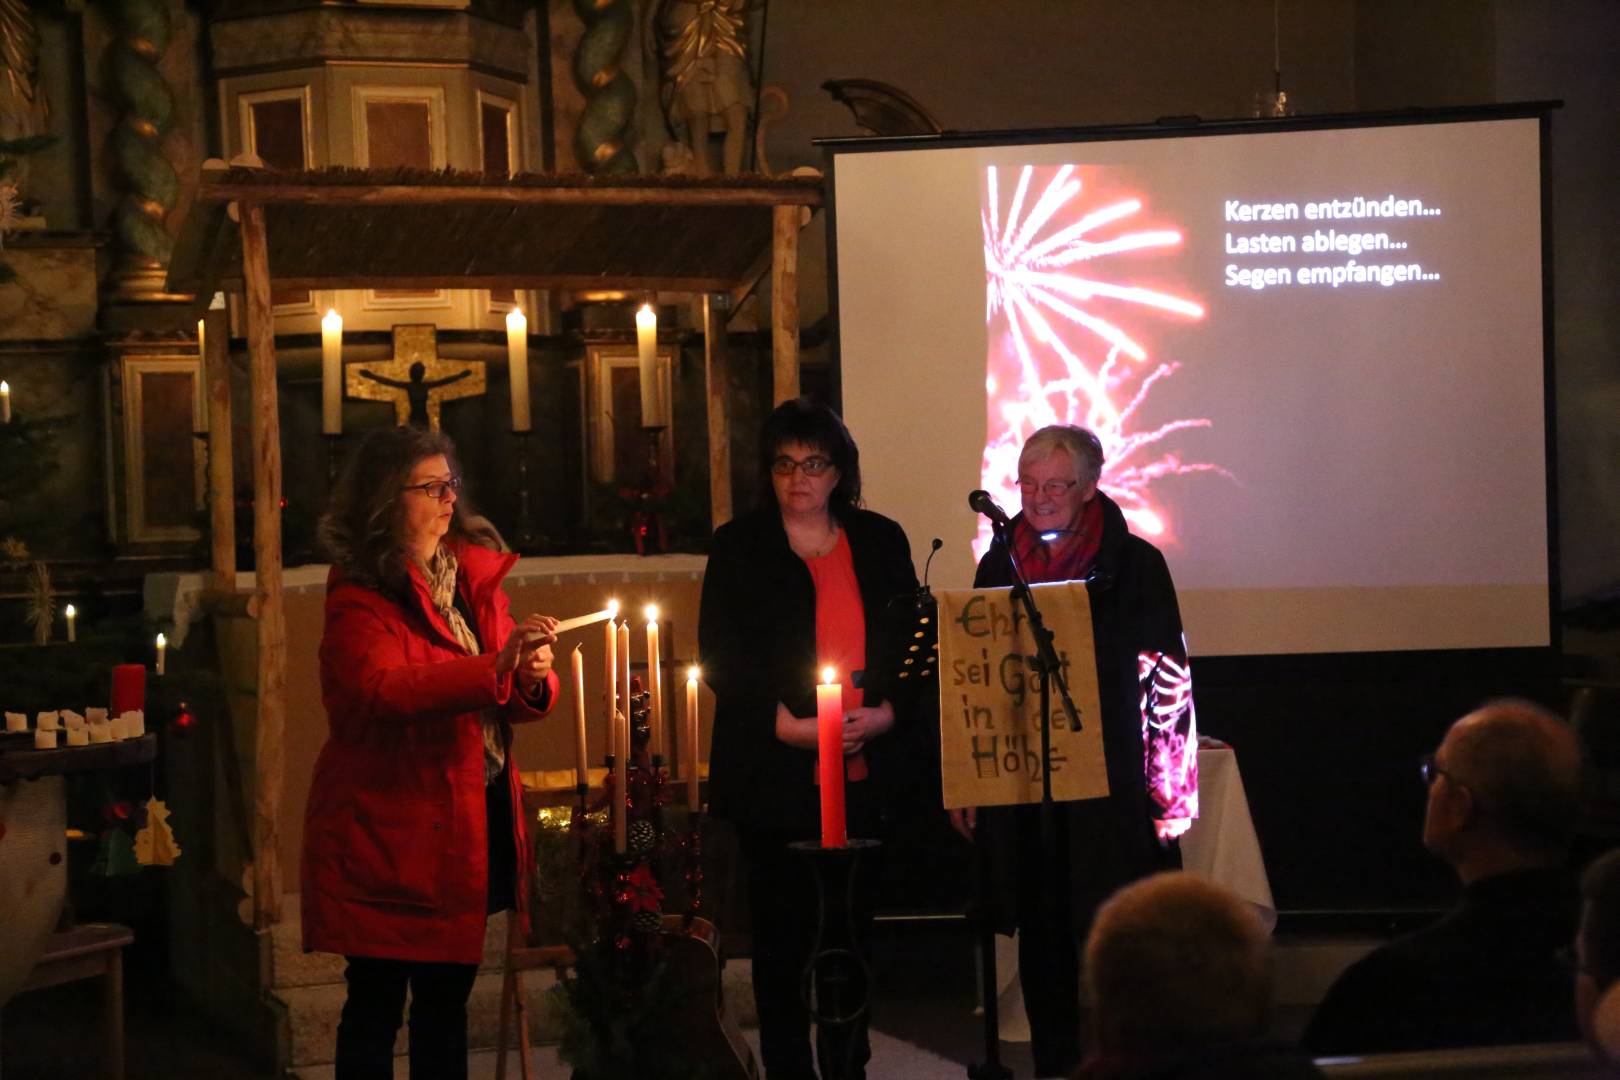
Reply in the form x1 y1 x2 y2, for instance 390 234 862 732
344 324 486 431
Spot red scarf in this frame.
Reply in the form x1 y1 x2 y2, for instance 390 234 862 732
1010 496 1104 584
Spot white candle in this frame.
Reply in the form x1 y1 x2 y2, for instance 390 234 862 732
1 379 11 423
155 632 167 676
571 645 587 789
686 667 701 810
644 605 663 760
321 309 343 435
64 603 76 642
38 711 61 732
552 605 619 635
4 712 25 733
110 714 130 740
635 302 668 428
604 612 618 761
89 722 112 744
506 307 531 433
66 727 89 747
34 728 56 750
618 619 632 745
194 319 208 435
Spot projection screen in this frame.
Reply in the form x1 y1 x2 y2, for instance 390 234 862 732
830 110 1552 657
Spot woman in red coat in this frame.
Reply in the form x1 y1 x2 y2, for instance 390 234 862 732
301 425 559 1080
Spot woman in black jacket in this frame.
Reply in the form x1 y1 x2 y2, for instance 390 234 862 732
699 399 918 1080
953 423 1197 1078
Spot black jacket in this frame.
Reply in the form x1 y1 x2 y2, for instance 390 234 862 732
975 490 1188 931
698 505 920 833
1303 867 1580 1055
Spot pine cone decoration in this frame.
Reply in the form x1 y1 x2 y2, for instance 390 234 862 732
628 819 657 854
631 910 661 934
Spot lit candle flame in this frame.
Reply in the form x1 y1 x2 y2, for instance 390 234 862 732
821 666 837 685
687 666 700 682
607 598 620 618
644 603 659 623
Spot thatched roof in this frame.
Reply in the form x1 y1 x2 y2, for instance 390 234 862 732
166 167 824 301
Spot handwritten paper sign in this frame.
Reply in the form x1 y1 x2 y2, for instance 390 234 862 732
937 581 1108 810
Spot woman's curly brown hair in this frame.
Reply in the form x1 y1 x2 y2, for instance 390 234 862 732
319 425 483 597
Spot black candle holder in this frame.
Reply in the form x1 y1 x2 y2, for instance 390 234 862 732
790 838 881 1080
324 432 342 487
512 430 537 552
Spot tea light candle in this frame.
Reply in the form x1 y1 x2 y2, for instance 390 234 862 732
65 727 89 747
37 711 61 732
5 712 26 733
34 728 57 750
89 722 112 744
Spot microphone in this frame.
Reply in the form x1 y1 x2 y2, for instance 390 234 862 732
923 537 943 588
968 489 1011 528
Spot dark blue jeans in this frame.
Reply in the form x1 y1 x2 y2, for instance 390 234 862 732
335 956 479 1080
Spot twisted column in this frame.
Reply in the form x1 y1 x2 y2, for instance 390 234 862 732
572 0 637 174
106 0 179 296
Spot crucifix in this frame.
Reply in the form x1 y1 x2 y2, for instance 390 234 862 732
344 324 485 431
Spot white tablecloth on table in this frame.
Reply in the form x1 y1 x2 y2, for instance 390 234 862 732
993 742 1274 1040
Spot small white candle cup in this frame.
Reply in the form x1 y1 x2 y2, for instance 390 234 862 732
109 715 130 740
83 708 105 727
34 729 57 750
4 711 26 733
89 722 112 744
37 711 61 732
65 727 90 747
122 710 145 737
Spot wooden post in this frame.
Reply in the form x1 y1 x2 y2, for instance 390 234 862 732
203 306 235 595
702 294 733 529
770 204 800 404
239 202 286 932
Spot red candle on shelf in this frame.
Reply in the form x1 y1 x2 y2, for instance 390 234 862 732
111 664 146 718
816 666 847 848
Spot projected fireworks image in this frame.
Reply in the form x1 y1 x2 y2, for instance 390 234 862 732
981 164 1219 553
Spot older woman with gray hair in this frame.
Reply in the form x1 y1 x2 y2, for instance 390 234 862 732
952 422 1198 1078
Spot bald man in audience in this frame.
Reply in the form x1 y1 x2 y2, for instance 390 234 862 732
1305 699 1583 1055
1074 872 1323 1079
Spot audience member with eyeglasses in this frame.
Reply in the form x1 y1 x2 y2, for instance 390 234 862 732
951 423 1194 1078
302 424 561 1080
1305 698 1582 1056
699 398 919 1080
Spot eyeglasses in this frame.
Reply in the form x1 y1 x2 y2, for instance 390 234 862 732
401 477 460 501
1419 753 1461 788
772 455 834 477
1017 478 1081 499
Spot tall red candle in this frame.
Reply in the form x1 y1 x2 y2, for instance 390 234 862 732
816 667 847 848
111 664 146 717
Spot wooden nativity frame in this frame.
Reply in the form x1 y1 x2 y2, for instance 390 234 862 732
166 166 823 936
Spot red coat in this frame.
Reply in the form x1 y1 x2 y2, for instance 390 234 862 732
301 538 558 965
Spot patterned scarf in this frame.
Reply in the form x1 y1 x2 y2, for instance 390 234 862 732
424 546 505 783
1010 496 1104 584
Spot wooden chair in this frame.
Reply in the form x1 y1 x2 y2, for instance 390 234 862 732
17 922 135 1080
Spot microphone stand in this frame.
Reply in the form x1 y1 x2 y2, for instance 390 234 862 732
969 512 1083 1080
